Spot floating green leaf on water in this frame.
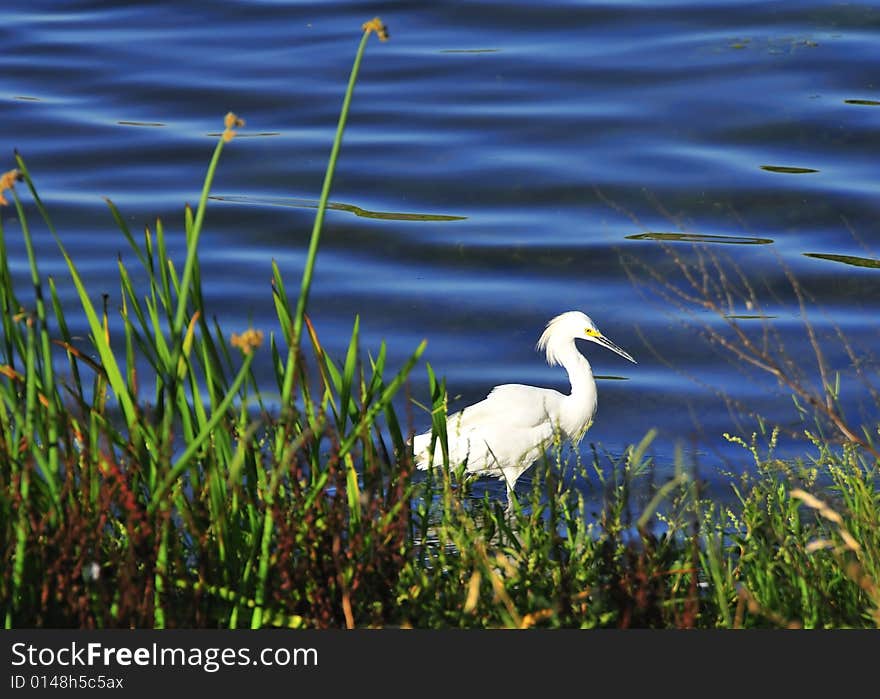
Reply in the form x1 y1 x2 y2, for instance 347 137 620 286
206 132 281 138
844 99 880 106
724 314 778 320
760 165 819 174
803 252 880 269
625 232 773 245
211 194 466 221
440 48 500 53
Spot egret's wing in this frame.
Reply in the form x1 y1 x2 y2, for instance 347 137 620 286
450 384 563 432
413 384 564 473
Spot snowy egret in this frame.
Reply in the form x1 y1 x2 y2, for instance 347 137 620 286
412 310 636 509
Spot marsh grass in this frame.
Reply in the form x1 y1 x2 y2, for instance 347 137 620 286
1 19 421 629
622 224 880 628
1 19 878 629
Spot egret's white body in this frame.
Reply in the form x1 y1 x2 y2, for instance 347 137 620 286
412 311 636 507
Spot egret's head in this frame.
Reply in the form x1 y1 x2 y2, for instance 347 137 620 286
537 310 636 366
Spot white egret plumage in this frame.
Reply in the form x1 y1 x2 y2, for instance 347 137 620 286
412 311 636 509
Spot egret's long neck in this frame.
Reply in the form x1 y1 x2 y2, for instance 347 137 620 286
553 339 593 398
549 339 597 441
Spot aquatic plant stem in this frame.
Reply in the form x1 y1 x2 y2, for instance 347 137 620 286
284 29 372 386
173 139 225 337
148 350 255 513
11 188 60 503
4 317 36 629
272 27 378 467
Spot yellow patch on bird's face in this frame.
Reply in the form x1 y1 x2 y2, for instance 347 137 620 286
585 327 601 338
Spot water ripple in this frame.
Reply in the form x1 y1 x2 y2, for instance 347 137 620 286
3 0 879 472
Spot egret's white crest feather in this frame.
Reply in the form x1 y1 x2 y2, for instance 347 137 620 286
536 311 596 367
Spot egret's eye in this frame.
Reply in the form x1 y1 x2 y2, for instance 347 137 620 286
585 328 601 337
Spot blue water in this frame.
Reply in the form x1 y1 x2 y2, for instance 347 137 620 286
2 1 879 499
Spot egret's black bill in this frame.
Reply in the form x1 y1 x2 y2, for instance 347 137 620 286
595 335 637 364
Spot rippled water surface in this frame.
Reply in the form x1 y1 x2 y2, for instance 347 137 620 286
3 1 880 497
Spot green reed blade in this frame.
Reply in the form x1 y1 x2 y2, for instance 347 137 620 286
340 340 426 456
0 213 24 366
199 335 220 411
173 140 225 337
153 519 169 629
149 350 256 512
14 160 144 457
120 288 137 399
155 218 173 315
383 400 407 460
174 368 197 447
365 342 387 401
281 27 380 410
117 257 152 348
186 353 209 437
269 334 283 394
10 187 60 500
345 451 362 523
426 362 449 467
250 421 323 628
249 505 274 629
145 295 172 375
54 236 140 431
270 260 291 341
339 315 360 434
144 223 156 279
212 316 234 377
6 316 37 628
172 577 304 628
104 197 148 269
194 313 228 401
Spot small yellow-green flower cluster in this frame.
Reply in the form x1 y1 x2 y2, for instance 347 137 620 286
362 17 389 42
0 169 22 206
222 112 245 142
230 328 264 355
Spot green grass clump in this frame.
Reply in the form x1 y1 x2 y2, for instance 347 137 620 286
1 18 421 629
697 431 880 628
1 19 878 629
